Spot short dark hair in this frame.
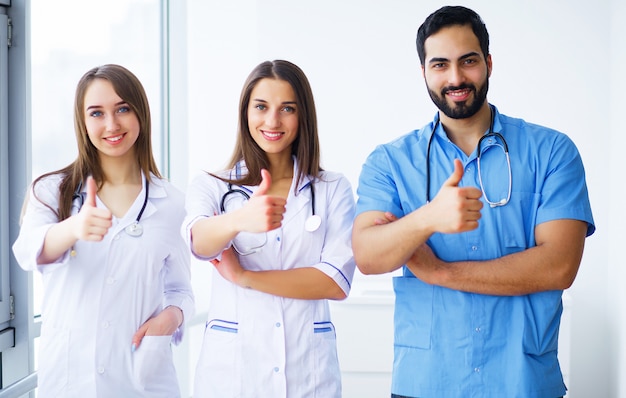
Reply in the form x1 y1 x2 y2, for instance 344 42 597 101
416 6 490 66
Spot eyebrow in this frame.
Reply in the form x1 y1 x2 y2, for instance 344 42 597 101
428 51 481 65
85 100 128 111
251 98 297 105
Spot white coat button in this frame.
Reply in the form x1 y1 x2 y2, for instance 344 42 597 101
474 367 480 373
102 321 109 329
471 246 478 251
106 277 115 285
274 367 279 372
475 327 481 332
275 322 281 327
98 367 105 374
113 234 120 241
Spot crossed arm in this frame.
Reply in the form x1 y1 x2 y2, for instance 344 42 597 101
352 209 587 296
211 247 346 300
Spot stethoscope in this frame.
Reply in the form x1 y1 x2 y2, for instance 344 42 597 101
220 180 321 233
426 105 512 207
72 176 149 237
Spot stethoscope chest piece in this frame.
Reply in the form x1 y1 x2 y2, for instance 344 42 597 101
305 214 321 232
125 222 144 237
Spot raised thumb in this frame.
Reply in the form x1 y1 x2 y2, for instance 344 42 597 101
85 176 98 207
442 159 464 187
252 169 272 197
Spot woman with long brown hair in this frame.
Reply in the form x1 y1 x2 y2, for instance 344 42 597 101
184 59 355 397
13 64 194 397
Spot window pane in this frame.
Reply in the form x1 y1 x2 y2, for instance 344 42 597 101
29 0 162 315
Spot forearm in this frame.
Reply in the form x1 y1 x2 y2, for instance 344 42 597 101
38 218 78 264
236 267 346 300
352 210 433 275
410 220 588 296
413 250 567 295
190 214 240 258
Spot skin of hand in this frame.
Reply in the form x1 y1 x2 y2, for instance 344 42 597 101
131 305 184 352
352 159 482 274
421 158 483 234
190 169 287 258
374 211 398 225
210 246 245 286
235 169 287 233
73 176 113 241
37 176 113 264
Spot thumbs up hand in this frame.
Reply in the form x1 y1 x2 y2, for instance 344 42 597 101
252 169 273 198
426 159 483 234
73 176 113 241
235 169 287 233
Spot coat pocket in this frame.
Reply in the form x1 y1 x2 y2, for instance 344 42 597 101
393 276 433 349
132 335 180 397
194 319 241 397
312 321 341 397
522 291 563 356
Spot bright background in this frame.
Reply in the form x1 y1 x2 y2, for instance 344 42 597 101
26 0 625 397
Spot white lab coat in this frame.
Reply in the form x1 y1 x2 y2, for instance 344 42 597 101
184 161 356 398
13 173 194 398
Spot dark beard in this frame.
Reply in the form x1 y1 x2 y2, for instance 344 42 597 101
427 78 489 120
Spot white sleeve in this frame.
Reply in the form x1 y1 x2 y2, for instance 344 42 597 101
312 174 357 297
12 176 71 272
181 172 230 261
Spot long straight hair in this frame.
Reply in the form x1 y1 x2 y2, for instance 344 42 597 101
219 60 322 190
31 64 161 221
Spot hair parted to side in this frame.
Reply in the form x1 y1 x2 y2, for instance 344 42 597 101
31 64 161 221
416 5 490 66
219 59 322 191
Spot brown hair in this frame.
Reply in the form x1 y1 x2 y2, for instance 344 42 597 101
219 60 322 190
31 64 161 221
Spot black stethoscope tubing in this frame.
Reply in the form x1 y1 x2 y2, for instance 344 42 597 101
73 176 149 236
219 162 321 233
426 105 510 206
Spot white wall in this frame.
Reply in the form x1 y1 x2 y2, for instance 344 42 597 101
608 0 626 396
178 1 621 396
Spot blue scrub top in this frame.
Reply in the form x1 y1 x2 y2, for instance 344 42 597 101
355 105 595 397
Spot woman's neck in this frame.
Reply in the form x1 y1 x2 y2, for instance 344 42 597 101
266 153 294 180
99 155 142 186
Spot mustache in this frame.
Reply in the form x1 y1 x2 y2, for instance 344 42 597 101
441 83 476 95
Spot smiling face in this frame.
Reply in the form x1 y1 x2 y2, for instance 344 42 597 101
422 24 492 120
83 78 140 161
247 78 299 162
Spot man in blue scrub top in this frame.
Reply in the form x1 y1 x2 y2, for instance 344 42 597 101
352 6 595 398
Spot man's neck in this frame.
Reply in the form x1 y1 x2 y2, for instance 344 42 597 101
439 103 492 156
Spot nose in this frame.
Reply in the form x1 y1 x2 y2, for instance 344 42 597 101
105 114 121 132
447 64 465 86
265 110 281 129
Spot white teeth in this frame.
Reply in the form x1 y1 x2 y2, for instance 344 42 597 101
263 131 282 138
448 90 469 97
106 135 123 142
